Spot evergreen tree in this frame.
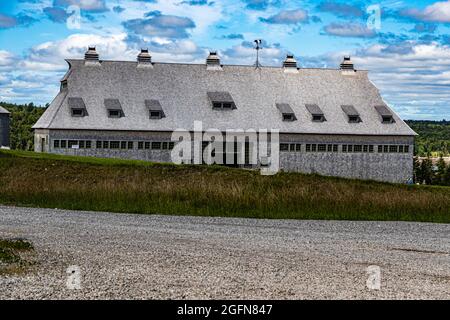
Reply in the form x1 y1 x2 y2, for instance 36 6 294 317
413 157 422 184
435 156 447 185
420 157 433 185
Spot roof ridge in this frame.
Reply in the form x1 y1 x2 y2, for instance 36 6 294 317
66 59 368 71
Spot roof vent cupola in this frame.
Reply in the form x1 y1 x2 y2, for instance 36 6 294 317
340 56 355 74
137 49 153 68
84 46 100 65
283 54 298 73
206 51 222 71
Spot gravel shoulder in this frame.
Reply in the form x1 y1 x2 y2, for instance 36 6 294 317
0 205 449 299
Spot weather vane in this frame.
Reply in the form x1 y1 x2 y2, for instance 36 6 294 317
254 39 262 69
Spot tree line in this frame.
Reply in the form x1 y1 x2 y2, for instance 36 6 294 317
0 102 47 151
414 156 450 186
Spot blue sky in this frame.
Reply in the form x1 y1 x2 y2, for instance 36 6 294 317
1 0 450 120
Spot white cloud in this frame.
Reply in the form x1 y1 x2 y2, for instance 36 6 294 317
402 0 450 23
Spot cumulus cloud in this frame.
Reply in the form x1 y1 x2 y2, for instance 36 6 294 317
222 40 286 66
0 13 37 29
323 22 376 38
23 33 134 70
317 1 364 18
400 1 450 23
123 11 196 39
259 9 309 25
219 33 244 40
355 42 450 119
43 6 70 23
53 0 109 12
0 14 17 29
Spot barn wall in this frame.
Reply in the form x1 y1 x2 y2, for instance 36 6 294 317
39 129 414 183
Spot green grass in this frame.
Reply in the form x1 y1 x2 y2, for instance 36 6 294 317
0 149 449 223
0 238 34 275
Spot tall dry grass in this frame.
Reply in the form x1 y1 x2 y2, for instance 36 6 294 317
0 150 449 222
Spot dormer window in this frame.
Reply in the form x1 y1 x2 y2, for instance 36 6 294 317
305 104 326 122
71 108 85 117
382 115 394 123
150 111 162 119
68 97 87 117
341 105 361 123
104 99 124 118
208 92 236 110
109 110 121 118
348 115 360 123
276 103 297 122
375 105 395 124
146 99 165 119
312 115 325 122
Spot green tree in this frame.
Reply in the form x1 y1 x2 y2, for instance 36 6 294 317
420 157 434 185
435 156 447 185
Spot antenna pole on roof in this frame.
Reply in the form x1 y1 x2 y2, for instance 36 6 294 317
254 39 262 69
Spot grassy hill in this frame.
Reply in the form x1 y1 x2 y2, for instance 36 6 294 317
0 150 449 223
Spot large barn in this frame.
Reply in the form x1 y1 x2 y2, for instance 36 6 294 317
33 47 416 183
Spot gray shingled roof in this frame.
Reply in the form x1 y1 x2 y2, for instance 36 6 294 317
33 59 416 136
104 98 122 110
374 105 393 117
0 106 10 114
305 104 324 116
341 105 359 116
68 97 86 109
276 103 294 114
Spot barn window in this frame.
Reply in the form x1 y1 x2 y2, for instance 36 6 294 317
169 142 175 150
318 144 326 152
86 141 91 149
276 103 297 122
342 145 347 152
68 140 78 148
354 145 362 152
71 109 85 117
208 92 236 110
404 145 410 153
369 145 374 153
399 145 404 153
375 105 395 124
305 104 326 122
68 97 88 117
54 140 60 148
290 144 295 152
79 141 85 148
152 142 161 150
103 141 109 149
138 142 144 149
146 100 165 119
389 145 397 153
341 105 361 123
145 142 150 149
280 143 289 151
127 141 133 149
105 99 124 118
162 142 168 150
296 144 301 152
110 141 120 149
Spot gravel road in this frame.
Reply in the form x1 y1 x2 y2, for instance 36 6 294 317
0 205 449 299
